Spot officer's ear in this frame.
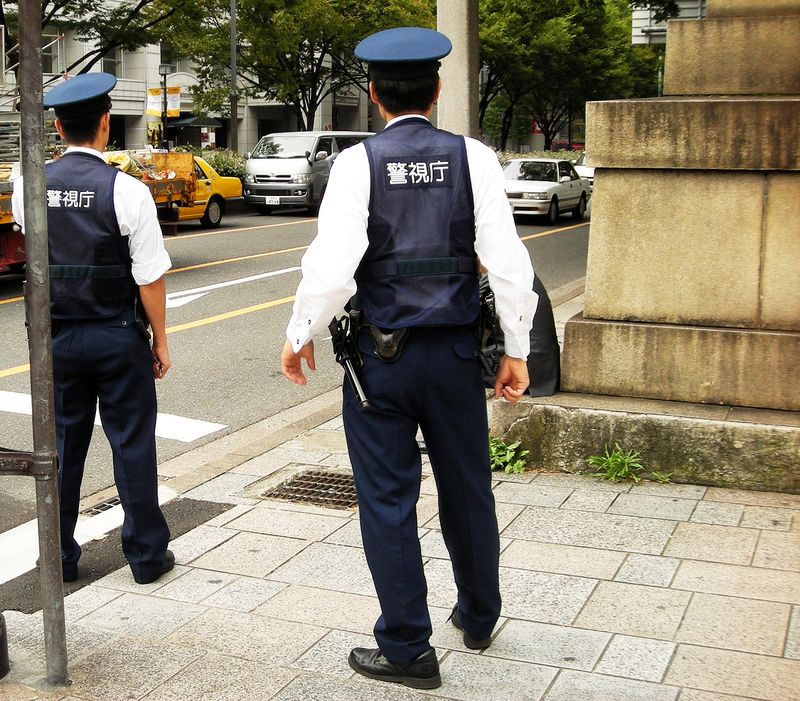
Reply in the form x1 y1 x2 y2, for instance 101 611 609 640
54 118 66 140
433 79 442 106
368 81 380 106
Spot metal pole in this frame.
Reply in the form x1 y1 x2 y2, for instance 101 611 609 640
161 72 168 149
229 0 238 152
18 0 68 686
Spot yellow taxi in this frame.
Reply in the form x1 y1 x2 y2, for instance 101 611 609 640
178 156 243 228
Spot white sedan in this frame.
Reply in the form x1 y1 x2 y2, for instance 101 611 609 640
503 158 591 223
573 152 595 192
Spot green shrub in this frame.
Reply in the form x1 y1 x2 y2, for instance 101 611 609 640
199 149 246 180
489 437 529 475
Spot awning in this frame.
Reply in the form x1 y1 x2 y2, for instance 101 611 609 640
171 115 223 128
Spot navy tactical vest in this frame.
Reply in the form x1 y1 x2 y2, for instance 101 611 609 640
356 118 478 329
45 152 137 319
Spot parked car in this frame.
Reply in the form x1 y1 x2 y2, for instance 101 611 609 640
177 156 243 228
573 151 595 192
243 131 372 214
503 158 590 223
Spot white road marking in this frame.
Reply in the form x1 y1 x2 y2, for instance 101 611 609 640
0 486 177 585
0 391 226 443
165 267 301 308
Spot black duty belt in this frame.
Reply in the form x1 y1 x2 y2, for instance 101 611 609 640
362 256 477 280
49 264 129 279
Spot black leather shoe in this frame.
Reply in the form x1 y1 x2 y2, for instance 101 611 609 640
449 605 492 650
348 647 441 689
133 549 175 585
35 558 78 582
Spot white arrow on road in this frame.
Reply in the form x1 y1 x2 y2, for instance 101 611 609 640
0 390 226 443
166 266 301 308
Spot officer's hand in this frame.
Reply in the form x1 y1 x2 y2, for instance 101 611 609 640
152 343 171 380
281 339 316 385
494 355 529 403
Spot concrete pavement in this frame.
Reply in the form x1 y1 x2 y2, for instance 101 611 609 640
1 292 799 701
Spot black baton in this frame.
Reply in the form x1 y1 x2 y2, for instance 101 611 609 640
329 316 370 409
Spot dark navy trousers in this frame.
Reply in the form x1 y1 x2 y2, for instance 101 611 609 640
343 324 501 664
52 310 170 582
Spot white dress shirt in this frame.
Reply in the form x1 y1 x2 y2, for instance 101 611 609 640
286 114 538 358
12 146 172 286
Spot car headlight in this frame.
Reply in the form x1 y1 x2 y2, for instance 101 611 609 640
522 192 549 200
244 173 255 183
291 173 311 184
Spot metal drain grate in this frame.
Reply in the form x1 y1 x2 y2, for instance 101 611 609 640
262 470 358 509
81 496 122 516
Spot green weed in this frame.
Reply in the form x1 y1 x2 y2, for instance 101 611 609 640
586 444 644 483
489 437 529 475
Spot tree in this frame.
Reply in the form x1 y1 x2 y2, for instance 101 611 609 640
0 0 186 79
628 0 679 21
162 0 433 129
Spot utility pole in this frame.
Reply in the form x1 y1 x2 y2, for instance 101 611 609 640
229 0 238 152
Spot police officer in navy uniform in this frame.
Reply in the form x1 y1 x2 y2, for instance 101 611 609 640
12 73 174 585
282 28 537 689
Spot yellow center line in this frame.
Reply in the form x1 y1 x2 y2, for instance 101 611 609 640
519 222 587 241
168 245 308 274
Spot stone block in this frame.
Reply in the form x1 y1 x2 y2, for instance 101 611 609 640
608 493 698 521
763 174 800 330
752 531 800 571
663 522 759 564
672 560 800 604
676 593 792 655
545 670 679 701
706 0 800 17
614 554 680 587
490 395 800 493
562 316 800 410
586 98 800 171
664 17 800 95
595 635 676 682
192 531 308 578
499 539 626 580
665 645 800 699
200 576 286 612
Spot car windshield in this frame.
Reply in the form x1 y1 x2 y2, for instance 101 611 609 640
574 152 589 167
504 161 557 182
336 135 369 150
251 135 316 159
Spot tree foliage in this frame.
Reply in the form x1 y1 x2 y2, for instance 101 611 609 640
161 0 433 129
628 0 679 22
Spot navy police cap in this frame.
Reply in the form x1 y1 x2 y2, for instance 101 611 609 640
43 72 116 120
355 27 452 80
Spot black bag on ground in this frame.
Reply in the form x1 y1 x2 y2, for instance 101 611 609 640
478 274 560 397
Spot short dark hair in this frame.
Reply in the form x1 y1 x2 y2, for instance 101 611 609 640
57 108 106 146
371 74 439 114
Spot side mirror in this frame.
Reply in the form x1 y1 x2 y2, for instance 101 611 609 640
314 150 328 162
305 150 312 164
560 175 571 183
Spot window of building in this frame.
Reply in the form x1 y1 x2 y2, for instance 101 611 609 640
42 32 61 74
102 47 123 78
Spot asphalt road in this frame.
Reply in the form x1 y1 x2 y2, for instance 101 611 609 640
0 202 590 535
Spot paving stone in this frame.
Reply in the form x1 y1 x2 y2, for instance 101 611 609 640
663 523 758 565
317 416 345 431
608 494 698 521
191 531 308 577
675 592 791 655
492 482 572 508
490 470 535 483
142 652 299 700
268 542 376 596
752 531 800 571
255 584 380 634
786 606 800 659
690 501 744 527
93 563 188 594
574 581 691 639
544 670 679 701
416 493 440 526
323 519 366 547
531 473 631 492
231 452 292 477
420 476 438 496
422 500 524 532
293 629 373 677
200 576 286 612
421 558 459 609
498 567 597 625
595 634 675 682
166 608 326 664
665 644 800 700
271 673 432 701
420 529 511 560
154 567 239 603
0 682 66 701
678 692 760 701
435 651 557 701
79 591 206 639
283 430 349 454
203 504 255 527
428 604 502 654
181 472 262 504
703 488 800 510
740 506 795 531
168 523 238 563
672 560 800 604
561 489 617 512
67 635 202 700
224 502 349 541
485 618 610 670
263 446 333 465
614 554 680 587
500 540 625 580
630 482 707 499
63 584 123 623
502 506 676 555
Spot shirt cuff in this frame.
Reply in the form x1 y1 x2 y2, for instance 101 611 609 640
131 249 172 286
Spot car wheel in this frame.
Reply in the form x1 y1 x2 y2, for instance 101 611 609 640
200 197 224 228
256 205 273 216
572 194 586 220
545 198 558 225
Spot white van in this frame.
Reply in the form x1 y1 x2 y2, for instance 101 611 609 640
243 131 372 214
